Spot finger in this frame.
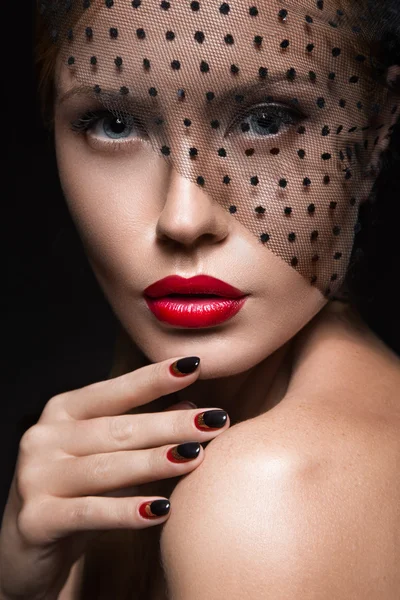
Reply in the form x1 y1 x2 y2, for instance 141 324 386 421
164 401 198 411
53 407 228 456
44 356 201 422
47 442 205 497
18 495 174 546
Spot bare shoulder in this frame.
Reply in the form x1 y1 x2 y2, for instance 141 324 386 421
287 300 400 418
241 300 400 517
160 406 400 598
209 364 400 517
161 393 400 599
160 306 400 598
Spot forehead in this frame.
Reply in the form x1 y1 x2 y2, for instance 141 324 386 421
55 0 369 99
81 0 345 31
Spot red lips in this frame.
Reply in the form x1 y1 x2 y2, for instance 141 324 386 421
143 275 245 299
143 275 248 328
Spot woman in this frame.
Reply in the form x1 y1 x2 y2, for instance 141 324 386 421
1 0 399 598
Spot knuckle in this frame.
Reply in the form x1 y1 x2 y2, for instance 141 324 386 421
108 417 134 445
109 500 131 528
40 394 67 421
19 426 42 453
47 393 66 411
17 499 48 545
170 414 182 437
16 505 34 542
69 498 94 527
16 464 41 501
88 453 112 482
20 424 52 453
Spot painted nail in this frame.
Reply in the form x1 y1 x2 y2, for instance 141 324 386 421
194 410 228 431
139 499 170 519
169 356 200 377
167 442 201 462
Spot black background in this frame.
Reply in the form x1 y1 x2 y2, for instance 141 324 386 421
2 2 118 521
2 2 400 523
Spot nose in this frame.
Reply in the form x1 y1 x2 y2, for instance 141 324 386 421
155 167 230 249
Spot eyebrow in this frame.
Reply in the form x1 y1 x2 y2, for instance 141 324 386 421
56 72 318 111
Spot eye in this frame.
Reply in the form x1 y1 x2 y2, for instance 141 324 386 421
70 110 146 141
97 115 135 139
229 102 305 137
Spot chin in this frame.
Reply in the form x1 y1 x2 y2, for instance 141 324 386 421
129 322 286 378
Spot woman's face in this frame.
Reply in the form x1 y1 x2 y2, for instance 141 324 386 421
53 0 396 378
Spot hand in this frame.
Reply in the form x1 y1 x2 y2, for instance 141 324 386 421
0 356 230 599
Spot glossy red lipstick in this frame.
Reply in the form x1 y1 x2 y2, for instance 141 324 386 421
143 275 248 328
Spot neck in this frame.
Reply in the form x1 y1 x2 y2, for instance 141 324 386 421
174 340 293 426
109 324 294 426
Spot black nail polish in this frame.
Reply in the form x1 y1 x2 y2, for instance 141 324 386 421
167 442 201 462
195 410 228 431
149 499 170 516
170 356 200 377
139 499 170 519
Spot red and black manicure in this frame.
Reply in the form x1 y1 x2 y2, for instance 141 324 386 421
167 442 201 463
170 356 200 377
139 499 170 519
194 410 228 431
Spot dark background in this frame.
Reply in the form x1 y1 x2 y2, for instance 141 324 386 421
2 2 400 522
2 2 118 521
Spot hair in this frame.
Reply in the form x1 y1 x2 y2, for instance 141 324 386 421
338 1 400 349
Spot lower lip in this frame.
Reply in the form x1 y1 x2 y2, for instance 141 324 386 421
144 296 248 328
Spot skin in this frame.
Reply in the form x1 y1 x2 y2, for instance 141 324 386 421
47 4 400 597
53 0 399 428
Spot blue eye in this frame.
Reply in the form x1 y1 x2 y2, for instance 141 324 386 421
70 110 144 140
102 115 134 138
71 103 305 143
231 103 305 137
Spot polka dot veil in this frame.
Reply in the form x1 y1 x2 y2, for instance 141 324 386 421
41 0 400 297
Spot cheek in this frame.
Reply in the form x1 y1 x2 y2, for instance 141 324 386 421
55 131 159 242
265 133 358 266
213 129 361 297
54 131 165 286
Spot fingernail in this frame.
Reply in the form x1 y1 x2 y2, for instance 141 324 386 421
169 356 200 377
139 499 170 519
167 442 201 462
194 410 228 431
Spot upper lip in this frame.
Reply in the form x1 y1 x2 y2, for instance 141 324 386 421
143 275 246 299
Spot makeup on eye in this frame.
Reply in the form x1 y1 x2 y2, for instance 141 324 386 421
226 101 307 137
69 100 307 143
70 109 145 139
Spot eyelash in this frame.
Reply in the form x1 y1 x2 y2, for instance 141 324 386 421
229 102 305 136
70 109 142 134
69 102 306 141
